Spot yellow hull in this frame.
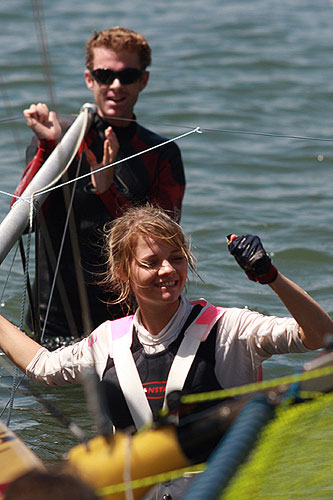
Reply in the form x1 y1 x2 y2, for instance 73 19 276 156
67 425 189 500
0 420 44 497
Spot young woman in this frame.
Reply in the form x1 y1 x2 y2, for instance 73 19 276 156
0 204 331 431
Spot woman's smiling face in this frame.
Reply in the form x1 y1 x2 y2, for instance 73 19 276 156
129 234 188 311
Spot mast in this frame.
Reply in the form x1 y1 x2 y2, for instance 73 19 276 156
0 103 96 265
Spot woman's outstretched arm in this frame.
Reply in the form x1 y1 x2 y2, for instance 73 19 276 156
0 315 42 373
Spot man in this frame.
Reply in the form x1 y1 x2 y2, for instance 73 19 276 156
13 27 185 345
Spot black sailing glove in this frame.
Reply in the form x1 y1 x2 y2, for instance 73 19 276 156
227 234 278 284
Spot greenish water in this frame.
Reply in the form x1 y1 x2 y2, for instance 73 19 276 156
0 0 332 461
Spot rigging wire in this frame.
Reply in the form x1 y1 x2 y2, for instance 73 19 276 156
5 206 35 426
0 355 87 443
19 237 40 340
0 245 24 421
0 245 19 307
1 0 95 428
0 79 25 160
40 154 89 342
31 0 56 109
0 0 57 171
1 113 333 144
0 200 89 440
26 126 202 201
88 115 333 143
0 126 201 206
0 246 22 422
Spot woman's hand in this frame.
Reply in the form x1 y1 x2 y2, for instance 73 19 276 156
227 234 278 284
227 233 333 349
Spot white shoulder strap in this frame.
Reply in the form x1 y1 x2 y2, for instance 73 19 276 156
163 301 225 412
110 302 225 430
110 317 152 430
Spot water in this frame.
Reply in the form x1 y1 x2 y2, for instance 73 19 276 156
0 0 332 462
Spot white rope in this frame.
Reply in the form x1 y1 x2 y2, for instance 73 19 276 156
0 126 202 204
0 189 29 202
31 125 201 199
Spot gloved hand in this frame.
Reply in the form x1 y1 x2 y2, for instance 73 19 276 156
227 234 278 284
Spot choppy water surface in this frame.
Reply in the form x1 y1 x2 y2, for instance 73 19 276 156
0 0 332 460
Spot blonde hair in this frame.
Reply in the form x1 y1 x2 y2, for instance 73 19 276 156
102 205 197 311
85 26 152 70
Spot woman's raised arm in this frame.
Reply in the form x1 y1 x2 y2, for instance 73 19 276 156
227 234 333 350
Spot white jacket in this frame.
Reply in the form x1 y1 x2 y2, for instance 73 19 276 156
26 296 309 388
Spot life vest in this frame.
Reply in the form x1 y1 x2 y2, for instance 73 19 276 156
102 300 226 431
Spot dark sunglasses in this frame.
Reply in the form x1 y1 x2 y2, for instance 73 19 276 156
90 67 144 85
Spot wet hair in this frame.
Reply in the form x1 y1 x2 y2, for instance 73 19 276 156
85 26 152 70
101 204 197 311
3 467 97 500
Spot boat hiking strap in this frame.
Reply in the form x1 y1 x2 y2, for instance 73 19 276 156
110 300 225 430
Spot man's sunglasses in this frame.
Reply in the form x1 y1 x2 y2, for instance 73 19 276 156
90 67 144 85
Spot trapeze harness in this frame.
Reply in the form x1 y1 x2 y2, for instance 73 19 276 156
102 300 227 431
